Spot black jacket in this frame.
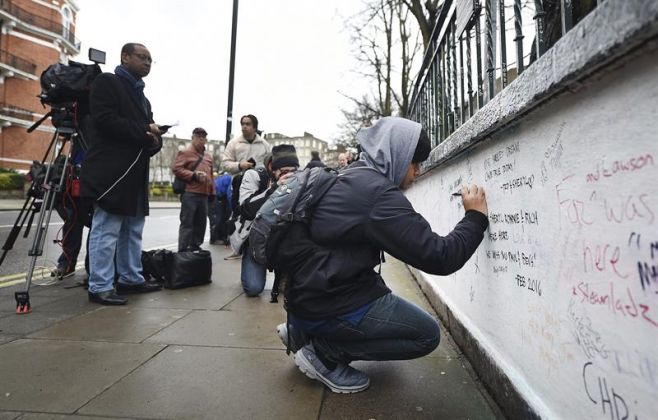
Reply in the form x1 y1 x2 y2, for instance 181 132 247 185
80 73 161 216
280 162 489 320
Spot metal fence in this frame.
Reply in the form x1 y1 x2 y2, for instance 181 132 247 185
0 49 36 75
408 0 600 148
0 0 81 50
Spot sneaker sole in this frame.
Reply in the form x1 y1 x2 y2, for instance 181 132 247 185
294 351 370 394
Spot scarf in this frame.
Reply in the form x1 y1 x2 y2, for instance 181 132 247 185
114 65 148 114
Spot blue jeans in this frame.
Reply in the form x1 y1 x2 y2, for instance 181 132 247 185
241 245 266 297
292 293 440 364
87 206 146 293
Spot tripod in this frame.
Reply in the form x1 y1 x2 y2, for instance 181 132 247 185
0 104 85 314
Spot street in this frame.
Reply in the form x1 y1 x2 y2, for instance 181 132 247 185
0 208 183 282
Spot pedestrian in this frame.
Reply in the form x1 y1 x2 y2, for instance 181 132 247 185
212 171 232 245
275 116 489 393
238 145 298 296
305 150 325 169
172 127 215 251
337 152 348 169
221 114 271 175
80 42 163 305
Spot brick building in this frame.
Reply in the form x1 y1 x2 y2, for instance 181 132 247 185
0 0 80 171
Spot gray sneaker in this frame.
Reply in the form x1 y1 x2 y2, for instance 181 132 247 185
294 343 370 393
276 322 306 353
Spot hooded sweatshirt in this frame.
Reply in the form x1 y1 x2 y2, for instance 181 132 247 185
279 117 489 320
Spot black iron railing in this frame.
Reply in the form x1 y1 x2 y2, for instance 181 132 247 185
408 0 599 147
0 102 34 121
0 49 36 75
0 0 80 50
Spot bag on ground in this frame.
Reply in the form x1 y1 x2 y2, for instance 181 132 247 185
165 249 212 289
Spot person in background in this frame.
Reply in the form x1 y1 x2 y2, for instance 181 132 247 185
221 114 271 175
337 153 349 169
172 127 215 251
238 145 299 296
212 171 232 245
305 150 326 169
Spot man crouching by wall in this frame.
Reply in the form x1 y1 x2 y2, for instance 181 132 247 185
276 116 489 393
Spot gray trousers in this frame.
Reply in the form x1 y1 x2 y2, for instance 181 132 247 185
178 192 208 251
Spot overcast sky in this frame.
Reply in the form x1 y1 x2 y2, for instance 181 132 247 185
74 0 364 144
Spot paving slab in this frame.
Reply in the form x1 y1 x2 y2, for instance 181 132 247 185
18 415 130 420
126 283 242 311
145 307 284 349
0 412 21 420
0 334 19 345
0 310 78 335
0 339 164 413
29 307 190 343
320 357 503 420
79 345 322 420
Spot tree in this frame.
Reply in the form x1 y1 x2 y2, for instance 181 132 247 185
338 0 440 145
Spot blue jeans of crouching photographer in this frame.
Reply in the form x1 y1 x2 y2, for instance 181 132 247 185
290 293 440 364
241 243 266 297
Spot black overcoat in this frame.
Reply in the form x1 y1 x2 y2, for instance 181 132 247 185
80 73 161 216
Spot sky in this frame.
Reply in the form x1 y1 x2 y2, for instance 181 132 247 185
73 0 365 144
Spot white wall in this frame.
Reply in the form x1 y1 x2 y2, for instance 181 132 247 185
406 51 657 419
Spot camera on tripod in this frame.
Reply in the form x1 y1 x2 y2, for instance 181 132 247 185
1 48 107 314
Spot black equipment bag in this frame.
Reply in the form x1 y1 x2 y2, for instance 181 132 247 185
141 249 173 284
164 249 212 289
39 60 101 105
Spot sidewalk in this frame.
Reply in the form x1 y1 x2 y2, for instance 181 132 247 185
0 245 504 420
0 198 181 211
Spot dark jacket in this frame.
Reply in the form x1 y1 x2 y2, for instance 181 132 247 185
80 72 161 216
305 157 325 169
280 117 489 320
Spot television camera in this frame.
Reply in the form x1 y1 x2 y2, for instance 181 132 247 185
0 48 105 314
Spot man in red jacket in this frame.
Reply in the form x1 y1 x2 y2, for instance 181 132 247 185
172 127 215 251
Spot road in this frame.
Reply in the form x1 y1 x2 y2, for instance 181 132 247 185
0 208 184 281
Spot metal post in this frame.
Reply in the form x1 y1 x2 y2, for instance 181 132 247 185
485 0 496 102
513 0 524 74
499 0 508 88
466 28 474 117
475 8 484 108
534 0 546 58
561 0 574 35
225 0 239 145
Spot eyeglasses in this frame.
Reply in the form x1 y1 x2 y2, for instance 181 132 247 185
131 53 153 64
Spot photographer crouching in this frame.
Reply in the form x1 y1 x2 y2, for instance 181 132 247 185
80 42 163 305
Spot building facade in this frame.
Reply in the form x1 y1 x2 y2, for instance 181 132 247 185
264 131 335 168
0 0 80 171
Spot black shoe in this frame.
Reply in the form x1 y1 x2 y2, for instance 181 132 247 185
116 281 162 294
88 290 127 305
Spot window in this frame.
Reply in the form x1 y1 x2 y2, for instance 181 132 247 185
61 6 72 40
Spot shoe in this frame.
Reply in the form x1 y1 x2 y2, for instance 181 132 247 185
294 343 370 393
223 252 241 260
115 281 162 294
276 322 306 353
88 290 127 305
51 266 75 279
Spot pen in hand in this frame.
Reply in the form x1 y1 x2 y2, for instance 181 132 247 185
451 192 462 197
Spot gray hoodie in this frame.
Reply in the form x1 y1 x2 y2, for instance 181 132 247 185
356 117 422 187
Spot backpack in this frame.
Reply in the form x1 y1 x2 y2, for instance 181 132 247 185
248 167 338 268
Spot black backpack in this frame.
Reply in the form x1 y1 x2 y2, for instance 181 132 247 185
248 167 338 269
